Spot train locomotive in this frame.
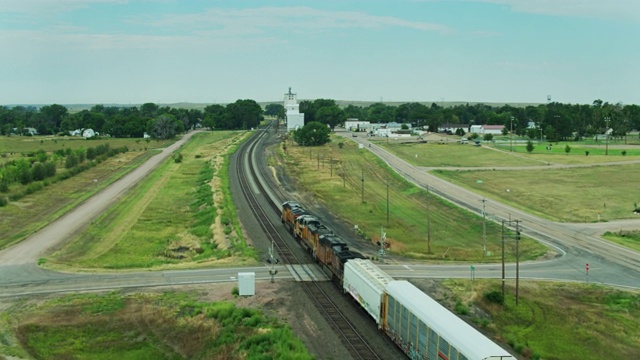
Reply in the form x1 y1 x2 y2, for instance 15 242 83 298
281 201 516 360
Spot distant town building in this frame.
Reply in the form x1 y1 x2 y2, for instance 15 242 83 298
469 124 505 135
284 87 305 132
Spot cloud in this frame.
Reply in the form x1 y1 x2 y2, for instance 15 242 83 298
134 6 452 35
0 0 128 14
470 0 640 21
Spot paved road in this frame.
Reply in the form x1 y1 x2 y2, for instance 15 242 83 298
1 130 638 298
344 132 640 289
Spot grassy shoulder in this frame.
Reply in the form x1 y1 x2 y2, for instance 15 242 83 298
278 135 548 262
433 164 640 223
432 279 640 360
602 230 640 252
0 289 312 360
45 131 256 270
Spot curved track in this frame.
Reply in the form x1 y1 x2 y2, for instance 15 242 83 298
234 123 381 360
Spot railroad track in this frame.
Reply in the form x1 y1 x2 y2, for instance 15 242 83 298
234 122 381 360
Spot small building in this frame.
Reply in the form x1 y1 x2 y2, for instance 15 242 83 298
469 124 505 135
345 119 370 132
284 87 305 132
438 123 466 134
82 129 96 138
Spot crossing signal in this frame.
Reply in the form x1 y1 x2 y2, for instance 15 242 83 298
586 263 589 271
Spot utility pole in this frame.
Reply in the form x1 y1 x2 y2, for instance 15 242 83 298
501 220 505 298
510 116 514 152
515 220 521 305
480 198 487 257
361 169 365 204
386 176 390 225
604 117 611 156
427 185 432 254
330 156 333 177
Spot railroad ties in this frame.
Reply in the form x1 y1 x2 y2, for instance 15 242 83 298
286 264 330 282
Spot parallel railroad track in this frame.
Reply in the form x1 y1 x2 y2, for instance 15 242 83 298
234 122 381 360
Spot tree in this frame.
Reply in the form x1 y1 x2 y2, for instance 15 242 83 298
315 105 346 130
149 114 179 139
203 104 226 130
526 140 534 153
293 121 331 146
265 104 285 118
225 99 263 130
483 133 494 141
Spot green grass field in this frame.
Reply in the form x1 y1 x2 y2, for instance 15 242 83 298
278 135 548 262
0 291 312 360
433 164 640 223
374 137 640 167
440 279 640 360
46 131 256 270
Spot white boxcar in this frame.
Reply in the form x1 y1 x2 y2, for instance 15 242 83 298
384 280 516 360
343 258 394 327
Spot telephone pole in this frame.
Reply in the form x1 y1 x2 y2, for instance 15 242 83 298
427 185 432 254
480 198 487 257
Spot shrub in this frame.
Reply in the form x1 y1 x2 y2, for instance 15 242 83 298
585 150 589 156
483 290 504 305
0 196 7 207
454 301 469 315
174 153 183 163
622 150 627 156
231 286 239 297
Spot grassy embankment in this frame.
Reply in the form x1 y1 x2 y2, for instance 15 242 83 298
375 139 640 249
277 135 548 262
437 279 640 360
0 291 312 360
45 131 256 270
0 137 171 250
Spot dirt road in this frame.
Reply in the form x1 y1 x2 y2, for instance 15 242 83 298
0 131 201 269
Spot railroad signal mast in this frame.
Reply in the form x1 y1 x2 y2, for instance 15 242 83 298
266 240 279 283
378 227 389 263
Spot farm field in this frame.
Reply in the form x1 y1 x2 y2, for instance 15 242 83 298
277 135 548 262
45 131 256 270
0 149 160 250
433 164 640 223
421 278 640 360
0 136 161 160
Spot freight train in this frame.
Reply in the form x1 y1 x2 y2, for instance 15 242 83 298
281 201 516 360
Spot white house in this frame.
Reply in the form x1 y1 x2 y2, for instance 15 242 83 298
284 87 305 132
82 129 96 138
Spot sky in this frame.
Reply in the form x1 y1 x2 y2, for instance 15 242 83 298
1 0 638 106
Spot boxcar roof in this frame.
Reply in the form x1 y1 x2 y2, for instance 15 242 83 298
385 281 515 360
347 259 394 290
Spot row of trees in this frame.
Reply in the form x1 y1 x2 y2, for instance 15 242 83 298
292 99 640 143
3 98 638 142
0 99 265 138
